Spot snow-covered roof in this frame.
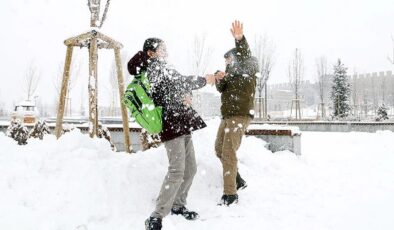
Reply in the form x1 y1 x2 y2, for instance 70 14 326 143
15 100 36 107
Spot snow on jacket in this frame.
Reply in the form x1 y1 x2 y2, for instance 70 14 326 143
146 58 207 142
216 36 259 119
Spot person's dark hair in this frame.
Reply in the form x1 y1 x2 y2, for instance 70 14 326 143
127 51 149 75
224 48 237 58
143 38 164 53
127 38 164 76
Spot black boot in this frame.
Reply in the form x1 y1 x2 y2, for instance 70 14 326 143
145 217 162 230
236 172 247 190
171 206 199 220
220 194 238 206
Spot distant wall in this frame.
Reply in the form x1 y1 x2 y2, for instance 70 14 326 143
253 121 394 133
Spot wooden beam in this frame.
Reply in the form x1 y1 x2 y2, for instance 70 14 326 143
64 31 122 49
88 37 99 138
114 48 132 153
55 45 74 138
96 31 123 49
64 32 93 46
97 41 116 49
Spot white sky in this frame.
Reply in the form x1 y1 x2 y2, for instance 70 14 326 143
0 0 394 110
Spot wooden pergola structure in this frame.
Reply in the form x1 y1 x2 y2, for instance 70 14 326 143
54 0 132 152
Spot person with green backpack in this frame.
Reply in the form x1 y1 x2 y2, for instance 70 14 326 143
127 38 216 230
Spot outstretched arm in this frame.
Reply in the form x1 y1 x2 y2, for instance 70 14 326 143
172 68 216 91
231 20 251 61
183 75 207 90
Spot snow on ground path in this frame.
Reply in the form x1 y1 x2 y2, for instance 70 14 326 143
0 119 394 230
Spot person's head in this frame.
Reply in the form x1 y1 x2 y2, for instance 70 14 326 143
143 38 167 59
224 48 237 67
127 38 166 75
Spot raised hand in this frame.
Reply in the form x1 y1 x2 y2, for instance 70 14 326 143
231 20 244 41
214 71 226 81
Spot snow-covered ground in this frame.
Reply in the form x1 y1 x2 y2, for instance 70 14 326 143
1 119 394 230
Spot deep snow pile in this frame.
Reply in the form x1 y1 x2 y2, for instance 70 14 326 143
1 119 394 230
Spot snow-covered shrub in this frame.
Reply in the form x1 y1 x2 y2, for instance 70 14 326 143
97 123 116 151
6 119 29 145
29 120 51 140
376 104 389 121
140 129 161 151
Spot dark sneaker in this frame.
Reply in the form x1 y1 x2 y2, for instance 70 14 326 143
236 172 247 190
220 194 238 206
171 206 199 220
145 217 162 230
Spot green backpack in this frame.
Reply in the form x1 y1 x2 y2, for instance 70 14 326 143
123 72 163 134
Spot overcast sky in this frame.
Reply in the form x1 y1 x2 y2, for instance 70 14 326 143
0 0 393 110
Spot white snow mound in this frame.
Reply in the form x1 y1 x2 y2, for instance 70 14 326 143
1 119 394 230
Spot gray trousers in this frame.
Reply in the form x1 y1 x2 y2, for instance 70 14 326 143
151 134 197 218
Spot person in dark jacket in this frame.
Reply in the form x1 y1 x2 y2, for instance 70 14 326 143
214 21 259 206
128 38 216 230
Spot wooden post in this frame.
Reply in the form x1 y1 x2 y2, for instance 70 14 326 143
114 48 132 153
55 45 74 138
89 35 99 137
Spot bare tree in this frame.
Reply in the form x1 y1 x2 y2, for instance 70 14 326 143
288 48 304 119
79 87 86 116
88 0 111 28
23 63 40 101
370 76 378 115
0 90 4 116
106 50 129 117
53 58 81 116
108 61 118 116
380 72 387 105
315 56 329 119
350 70 360 118
190 34 213 115
191 34 212 76
387 36 394 116
253 35 275 120
388 35 394 65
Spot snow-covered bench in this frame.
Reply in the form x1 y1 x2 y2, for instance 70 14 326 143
246 124 302 155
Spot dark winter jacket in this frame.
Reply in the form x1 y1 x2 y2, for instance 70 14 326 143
144 58 207 142
216 36 259 119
